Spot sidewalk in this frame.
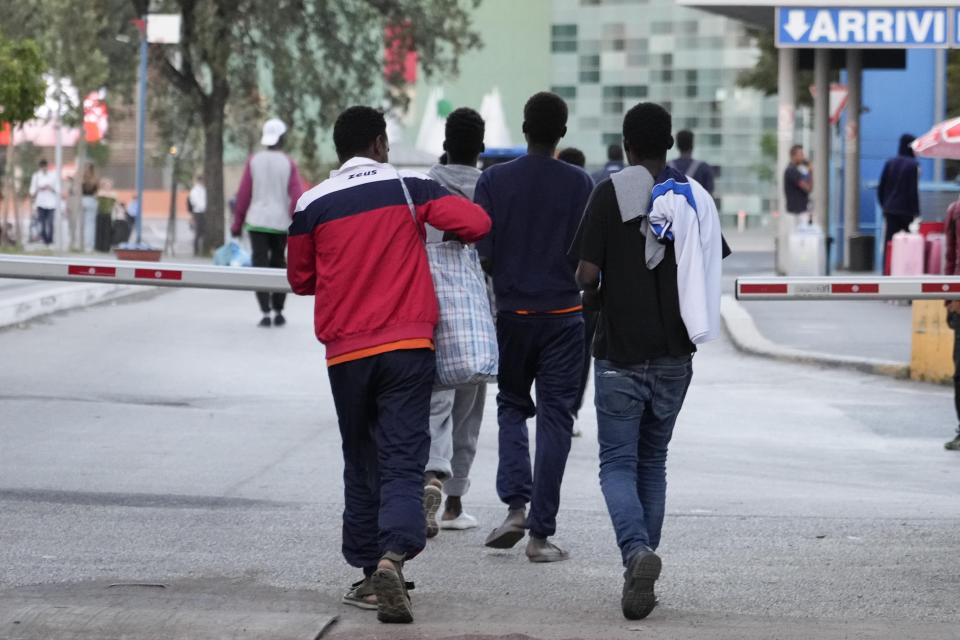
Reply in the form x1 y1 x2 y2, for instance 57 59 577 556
720 235 914 378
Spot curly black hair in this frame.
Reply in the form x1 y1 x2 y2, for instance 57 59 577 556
444 107 485 163
333 106 387 162
523 92 568 146
622 102 673 161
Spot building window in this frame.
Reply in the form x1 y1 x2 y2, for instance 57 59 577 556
580 54 600 83
552 86 577 100
551 24 578 53
651 21 673 35
603 23 626 51
602 133 622 146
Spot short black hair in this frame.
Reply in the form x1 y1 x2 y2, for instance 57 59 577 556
444 107 485 163
622 102 673 161
557 147 586 168
523 92 568 146
38 159 48 167
333 106 387 161
607 144 623 162
790 144 804 155
676 130 694 153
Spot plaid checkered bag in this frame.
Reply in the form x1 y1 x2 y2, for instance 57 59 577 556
426 241 498 387
398 174 497 387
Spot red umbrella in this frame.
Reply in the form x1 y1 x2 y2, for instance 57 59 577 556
912 117 960 159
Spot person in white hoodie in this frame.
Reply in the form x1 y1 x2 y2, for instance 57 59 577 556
422 107 489 537
231 118 305 327
572 102 722 621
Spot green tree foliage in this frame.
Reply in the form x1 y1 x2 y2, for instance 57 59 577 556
138 0 483 245
737 29 813 107
0 36 46 129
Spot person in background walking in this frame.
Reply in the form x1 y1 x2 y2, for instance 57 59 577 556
878 134 920 250
668 130 715 196
287 106 490 623
232 118 305 328
475 91 593 563
188 174 208 256
423 107 489 536
558 147 587 170
81 163 99 252
29 159 57 246
560 145 596 438
942 196 960 451
574 102 722 621
592 143 625 184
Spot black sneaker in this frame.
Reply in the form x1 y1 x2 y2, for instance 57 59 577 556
273 313 286 327
621 549 661 620
258 316 272 328
945 435 960 451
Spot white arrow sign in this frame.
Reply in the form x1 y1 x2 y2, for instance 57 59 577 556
784 10 810 41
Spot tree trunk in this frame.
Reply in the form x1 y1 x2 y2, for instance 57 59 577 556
69 134 88 251
10 141 20 246
1 141 10 246
165 153 179 256
202 99 226 253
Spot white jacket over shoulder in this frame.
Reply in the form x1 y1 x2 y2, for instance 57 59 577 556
648 174 722 344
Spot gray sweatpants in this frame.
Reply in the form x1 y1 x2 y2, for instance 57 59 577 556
427 383 486 497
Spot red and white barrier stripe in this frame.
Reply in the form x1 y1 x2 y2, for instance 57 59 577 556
0 256 290 293
737 276 960 301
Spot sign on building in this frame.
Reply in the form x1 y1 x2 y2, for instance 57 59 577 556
776 7 955 48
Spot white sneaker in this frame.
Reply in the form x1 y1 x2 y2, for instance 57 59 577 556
439 512 478 530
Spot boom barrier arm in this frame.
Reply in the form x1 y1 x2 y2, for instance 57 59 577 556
737 276 960 301
0 255 291 293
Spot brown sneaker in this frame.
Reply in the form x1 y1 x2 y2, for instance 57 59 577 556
423 479 443 539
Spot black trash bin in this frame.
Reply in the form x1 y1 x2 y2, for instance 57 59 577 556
94 213 112 252
849 234 875 272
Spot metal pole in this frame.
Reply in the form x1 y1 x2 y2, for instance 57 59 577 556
54 83 65 252
776 47 797 276
134 18 148 245
933 48 946 182
843 50 862 270
814 49 831 272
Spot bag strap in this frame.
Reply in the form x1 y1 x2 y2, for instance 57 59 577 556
397 173 418 224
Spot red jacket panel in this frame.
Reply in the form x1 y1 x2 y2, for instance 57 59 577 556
287 158 491 360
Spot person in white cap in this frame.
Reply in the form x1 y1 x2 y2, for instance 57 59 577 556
232 118 305 327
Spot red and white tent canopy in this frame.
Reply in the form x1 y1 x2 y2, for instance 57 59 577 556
912 117 960 160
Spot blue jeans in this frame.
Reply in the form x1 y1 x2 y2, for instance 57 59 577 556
595 356 693 565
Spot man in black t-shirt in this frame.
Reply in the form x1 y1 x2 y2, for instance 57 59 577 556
573 103 711 621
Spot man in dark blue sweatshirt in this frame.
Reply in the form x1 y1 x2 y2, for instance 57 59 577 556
878 133 921 245
474 91 593 563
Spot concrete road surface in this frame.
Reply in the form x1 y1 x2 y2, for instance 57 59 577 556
1 287 958 639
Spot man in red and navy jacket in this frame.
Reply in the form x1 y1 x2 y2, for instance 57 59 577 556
286 106 490 623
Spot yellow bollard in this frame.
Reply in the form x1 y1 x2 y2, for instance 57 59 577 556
910 300 955 383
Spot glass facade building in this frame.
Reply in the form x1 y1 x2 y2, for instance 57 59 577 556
550 0 778 217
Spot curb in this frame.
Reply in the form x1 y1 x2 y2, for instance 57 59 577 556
720 294 911 379
0 283 147 329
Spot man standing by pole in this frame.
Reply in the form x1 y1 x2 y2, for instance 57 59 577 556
475 92 593 562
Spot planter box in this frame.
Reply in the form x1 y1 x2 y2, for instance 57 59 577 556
115 249 162 262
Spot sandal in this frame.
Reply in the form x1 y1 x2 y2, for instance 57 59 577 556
342 577 377 610
343 575 416 611
372 557 414 623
